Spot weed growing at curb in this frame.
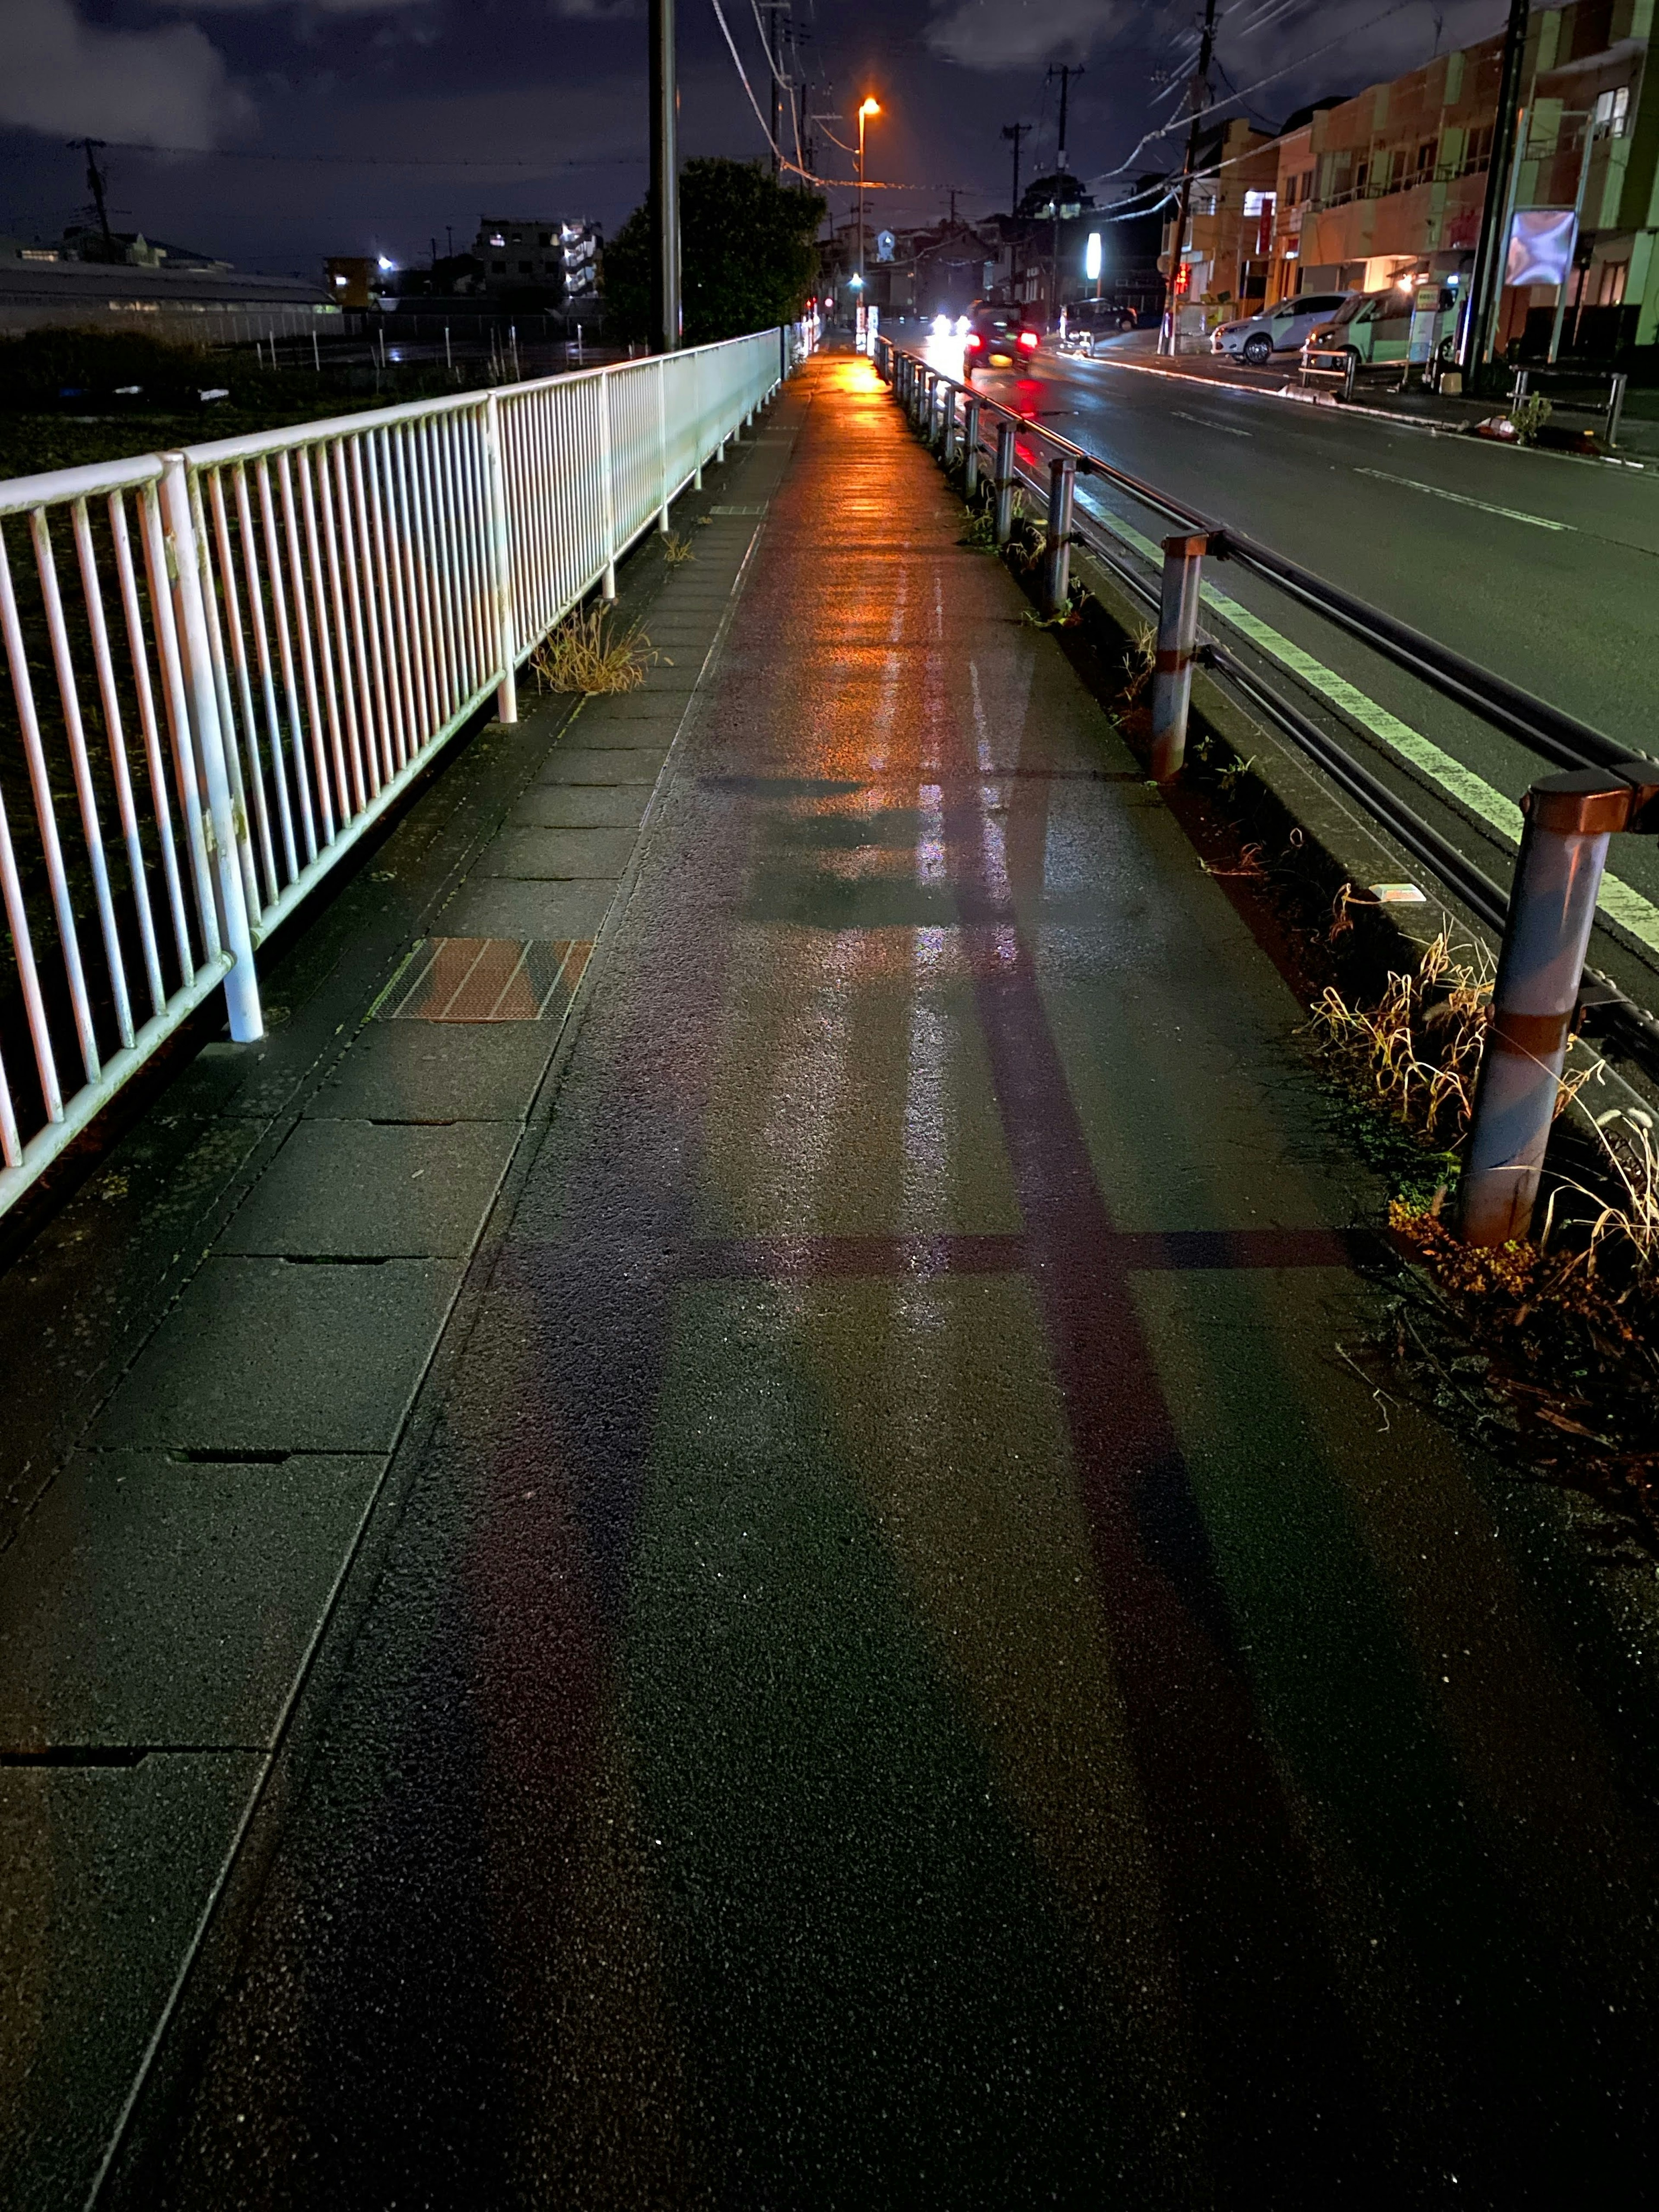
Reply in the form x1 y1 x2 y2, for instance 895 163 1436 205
531 607 656 694
663 532 696 566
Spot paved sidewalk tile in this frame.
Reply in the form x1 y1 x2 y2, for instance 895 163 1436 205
507 785 650 830
95 1257 459 1455
0 1450 383 1748
534 747 666 785
476 827 637 880
219 1121 517 1258
305 1022 559 1122
438 877 616 939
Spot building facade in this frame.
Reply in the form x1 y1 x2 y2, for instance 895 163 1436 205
472 217 602 300
1264 0 1656 357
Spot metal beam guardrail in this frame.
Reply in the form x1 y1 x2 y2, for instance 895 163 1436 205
874 331 1659 1126
0 318 815 1214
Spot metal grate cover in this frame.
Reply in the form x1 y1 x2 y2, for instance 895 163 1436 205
381 938 591 1023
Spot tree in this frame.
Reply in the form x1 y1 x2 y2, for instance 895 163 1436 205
604 158 824 344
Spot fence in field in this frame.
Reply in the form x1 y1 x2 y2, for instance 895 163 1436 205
0 321 811 1213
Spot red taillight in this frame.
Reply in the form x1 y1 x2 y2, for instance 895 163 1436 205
966 333 983 349
1018 329 1039 349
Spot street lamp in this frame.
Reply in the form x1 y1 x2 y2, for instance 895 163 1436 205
856 96 881 291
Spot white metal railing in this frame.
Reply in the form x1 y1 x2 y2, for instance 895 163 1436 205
0 319 814 1212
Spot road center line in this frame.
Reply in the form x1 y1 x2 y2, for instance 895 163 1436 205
1172 410 1252 439
1353 466 1571 532
1080 494 1659 956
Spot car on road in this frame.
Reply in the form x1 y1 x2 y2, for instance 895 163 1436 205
1211 292 1355 365
964 309 1042 376
1300 283 1460 371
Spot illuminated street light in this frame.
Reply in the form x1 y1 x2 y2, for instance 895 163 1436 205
856 95 882 296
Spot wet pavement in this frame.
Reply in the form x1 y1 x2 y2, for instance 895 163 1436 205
12 351 1659 2207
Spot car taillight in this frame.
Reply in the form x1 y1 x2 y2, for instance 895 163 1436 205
966 333 983 349
1019 329 1038 349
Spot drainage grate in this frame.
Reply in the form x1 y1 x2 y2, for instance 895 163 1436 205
709 504 768 516
381 938 591 1023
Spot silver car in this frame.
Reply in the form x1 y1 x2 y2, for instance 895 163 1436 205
1211 292 1355 366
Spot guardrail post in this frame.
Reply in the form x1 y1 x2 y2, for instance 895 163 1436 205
658 361 672 533
994 421 1017 545
159 452 263 1042
483 391 518 723
942 386 958 468
1342 350 1357 403
1148 530 1211 781
963 398 982 499
1461 765 1659 1245
1609 371 1627 449
1043 456 1076 619
599 366 619 599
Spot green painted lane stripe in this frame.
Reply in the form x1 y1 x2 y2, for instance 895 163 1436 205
1353 466 1572 532
1081 496 1659 955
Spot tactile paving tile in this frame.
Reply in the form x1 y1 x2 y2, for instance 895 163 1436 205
380 938 591 1023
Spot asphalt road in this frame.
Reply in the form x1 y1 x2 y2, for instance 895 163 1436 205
925 330 1659 992
130 352 1659 2211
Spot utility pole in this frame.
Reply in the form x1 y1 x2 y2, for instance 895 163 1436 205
766 1 786 177
1461 0 1530 383
1046 64 1082 327
1002 122 1030 217
1161 0 1219 354
75 139 115 257
648 0 680 351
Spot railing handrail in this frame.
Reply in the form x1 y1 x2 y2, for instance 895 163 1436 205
0 329 777 515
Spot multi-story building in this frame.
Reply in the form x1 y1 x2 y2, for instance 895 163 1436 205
1262 0 1656 359
1158 119 1281 308
472 217 601 299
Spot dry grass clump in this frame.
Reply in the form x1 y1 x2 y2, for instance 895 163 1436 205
531 608 656 695
1307 919 1659 1532
662 531 696 566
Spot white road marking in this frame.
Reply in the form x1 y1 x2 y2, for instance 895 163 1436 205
1353 466 1571 532
1080 495 1659 956
1171 409 1252 438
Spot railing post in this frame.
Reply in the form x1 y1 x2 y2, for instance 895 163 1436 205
483 391 518 723
598 367 618 600
942 386 959 468
1608 371 1627 449
159 452 263 1042
1148 530 1211 782
658 358 672 533
1342 349 1357 403
963 398 982 499
1461 766 1657 1245
993 420 1018 545
1043 456 1076 618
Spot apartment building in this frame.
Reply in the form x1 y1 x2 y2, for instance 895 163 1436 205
472 217 602 299
1263 0 1655 358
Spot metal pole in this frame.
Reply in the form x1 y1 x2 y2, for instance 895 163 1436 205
1161 0 1218 355
1463 0 1531 378
963 397 982 499
942 384 958 467
1148 530 1211 780
993 419 1017 544
1548 112 1598 364
483 391 518 723
1043 456 1075 617
159 453 263 1042
1608 370 1627 448
649 0 681 352
1461 766 1654 1244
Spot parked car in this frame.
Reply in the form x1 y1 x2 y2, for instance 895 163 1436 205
1211 292 1355 365
964 309 1042 376
1300 283 1461 370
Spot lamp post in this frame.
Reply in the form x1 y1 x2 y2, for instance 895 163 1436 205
856 96 880 289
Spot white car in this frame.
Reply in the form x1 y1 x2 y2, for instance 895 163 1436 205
1211 292 1356 366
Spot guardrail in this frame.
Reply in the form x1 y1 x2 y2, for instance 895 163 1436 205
874 331 1659 1241
0 320 812 1213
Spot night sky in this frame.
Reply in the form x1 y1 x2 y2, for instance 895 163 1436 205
0 0 1507 278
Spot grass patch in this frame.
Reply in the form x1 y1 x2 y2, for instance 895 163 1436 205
531 607 656 695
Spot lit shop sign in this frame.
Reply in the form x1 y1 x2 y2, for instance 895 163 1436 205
1506 208 1577 289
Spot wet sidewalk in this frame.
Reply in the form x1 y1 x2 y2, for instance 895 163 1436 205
10 351 1659 2208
